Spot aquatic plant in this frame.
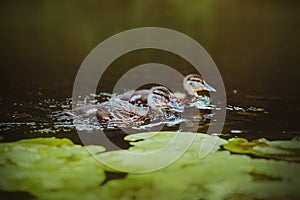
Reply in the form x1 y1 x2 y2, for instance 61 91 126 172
224 137 300 161
0 133 300 199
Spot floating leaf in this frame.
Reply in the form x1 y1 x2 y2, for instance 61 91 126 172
16 137 74 146
224 137 300 161
1 134 300 200
97 132 300 199
0 138 106 199
125 131 227 154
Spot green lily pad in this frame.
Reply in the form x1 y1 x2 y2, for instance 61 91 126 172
0 137 106 200
125 131 227 154
98 132 227 172
97 132 300 199
99 151 300 200
16 137 74 146
224 137 300 161
1 134 300 200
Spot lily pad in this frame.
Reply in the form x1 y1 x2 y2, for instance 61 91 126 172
125 131 227 154
0 137 106 200
97 132 300 199
1 134 300 200
98 132 227 172
224 137 300 161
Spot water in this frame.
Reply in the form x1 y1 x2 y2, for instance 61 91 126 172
0 0 299 146
0 91 292 147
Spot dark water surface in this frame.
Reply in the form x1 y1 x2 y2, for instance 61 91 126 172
0 0 299 145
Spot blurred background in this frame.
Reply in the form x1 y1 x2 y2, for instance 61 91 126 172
0 0 299 141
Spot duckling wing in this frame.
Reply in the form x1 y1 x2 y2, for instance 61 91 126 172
118 89 150 107
96 99 148 127
129 90 149 107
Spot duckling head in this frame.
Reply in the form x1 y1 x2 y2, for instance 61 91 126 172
147 86 182 115
183 74 216 97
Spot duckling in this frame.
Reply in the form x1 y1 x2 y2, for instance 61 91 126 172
177 74 216 106
96 86 182 127
120 74 216 108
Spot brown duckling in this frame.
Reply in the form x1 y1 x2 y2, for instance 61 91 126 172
96 86 182 127
119 74 216 108
176 74 216 105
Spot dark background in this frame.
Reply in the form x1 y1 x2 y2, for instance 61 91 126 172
0 0 299 140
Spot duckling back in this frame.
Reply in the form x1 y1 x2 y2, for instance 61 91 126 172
96 98 149 128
